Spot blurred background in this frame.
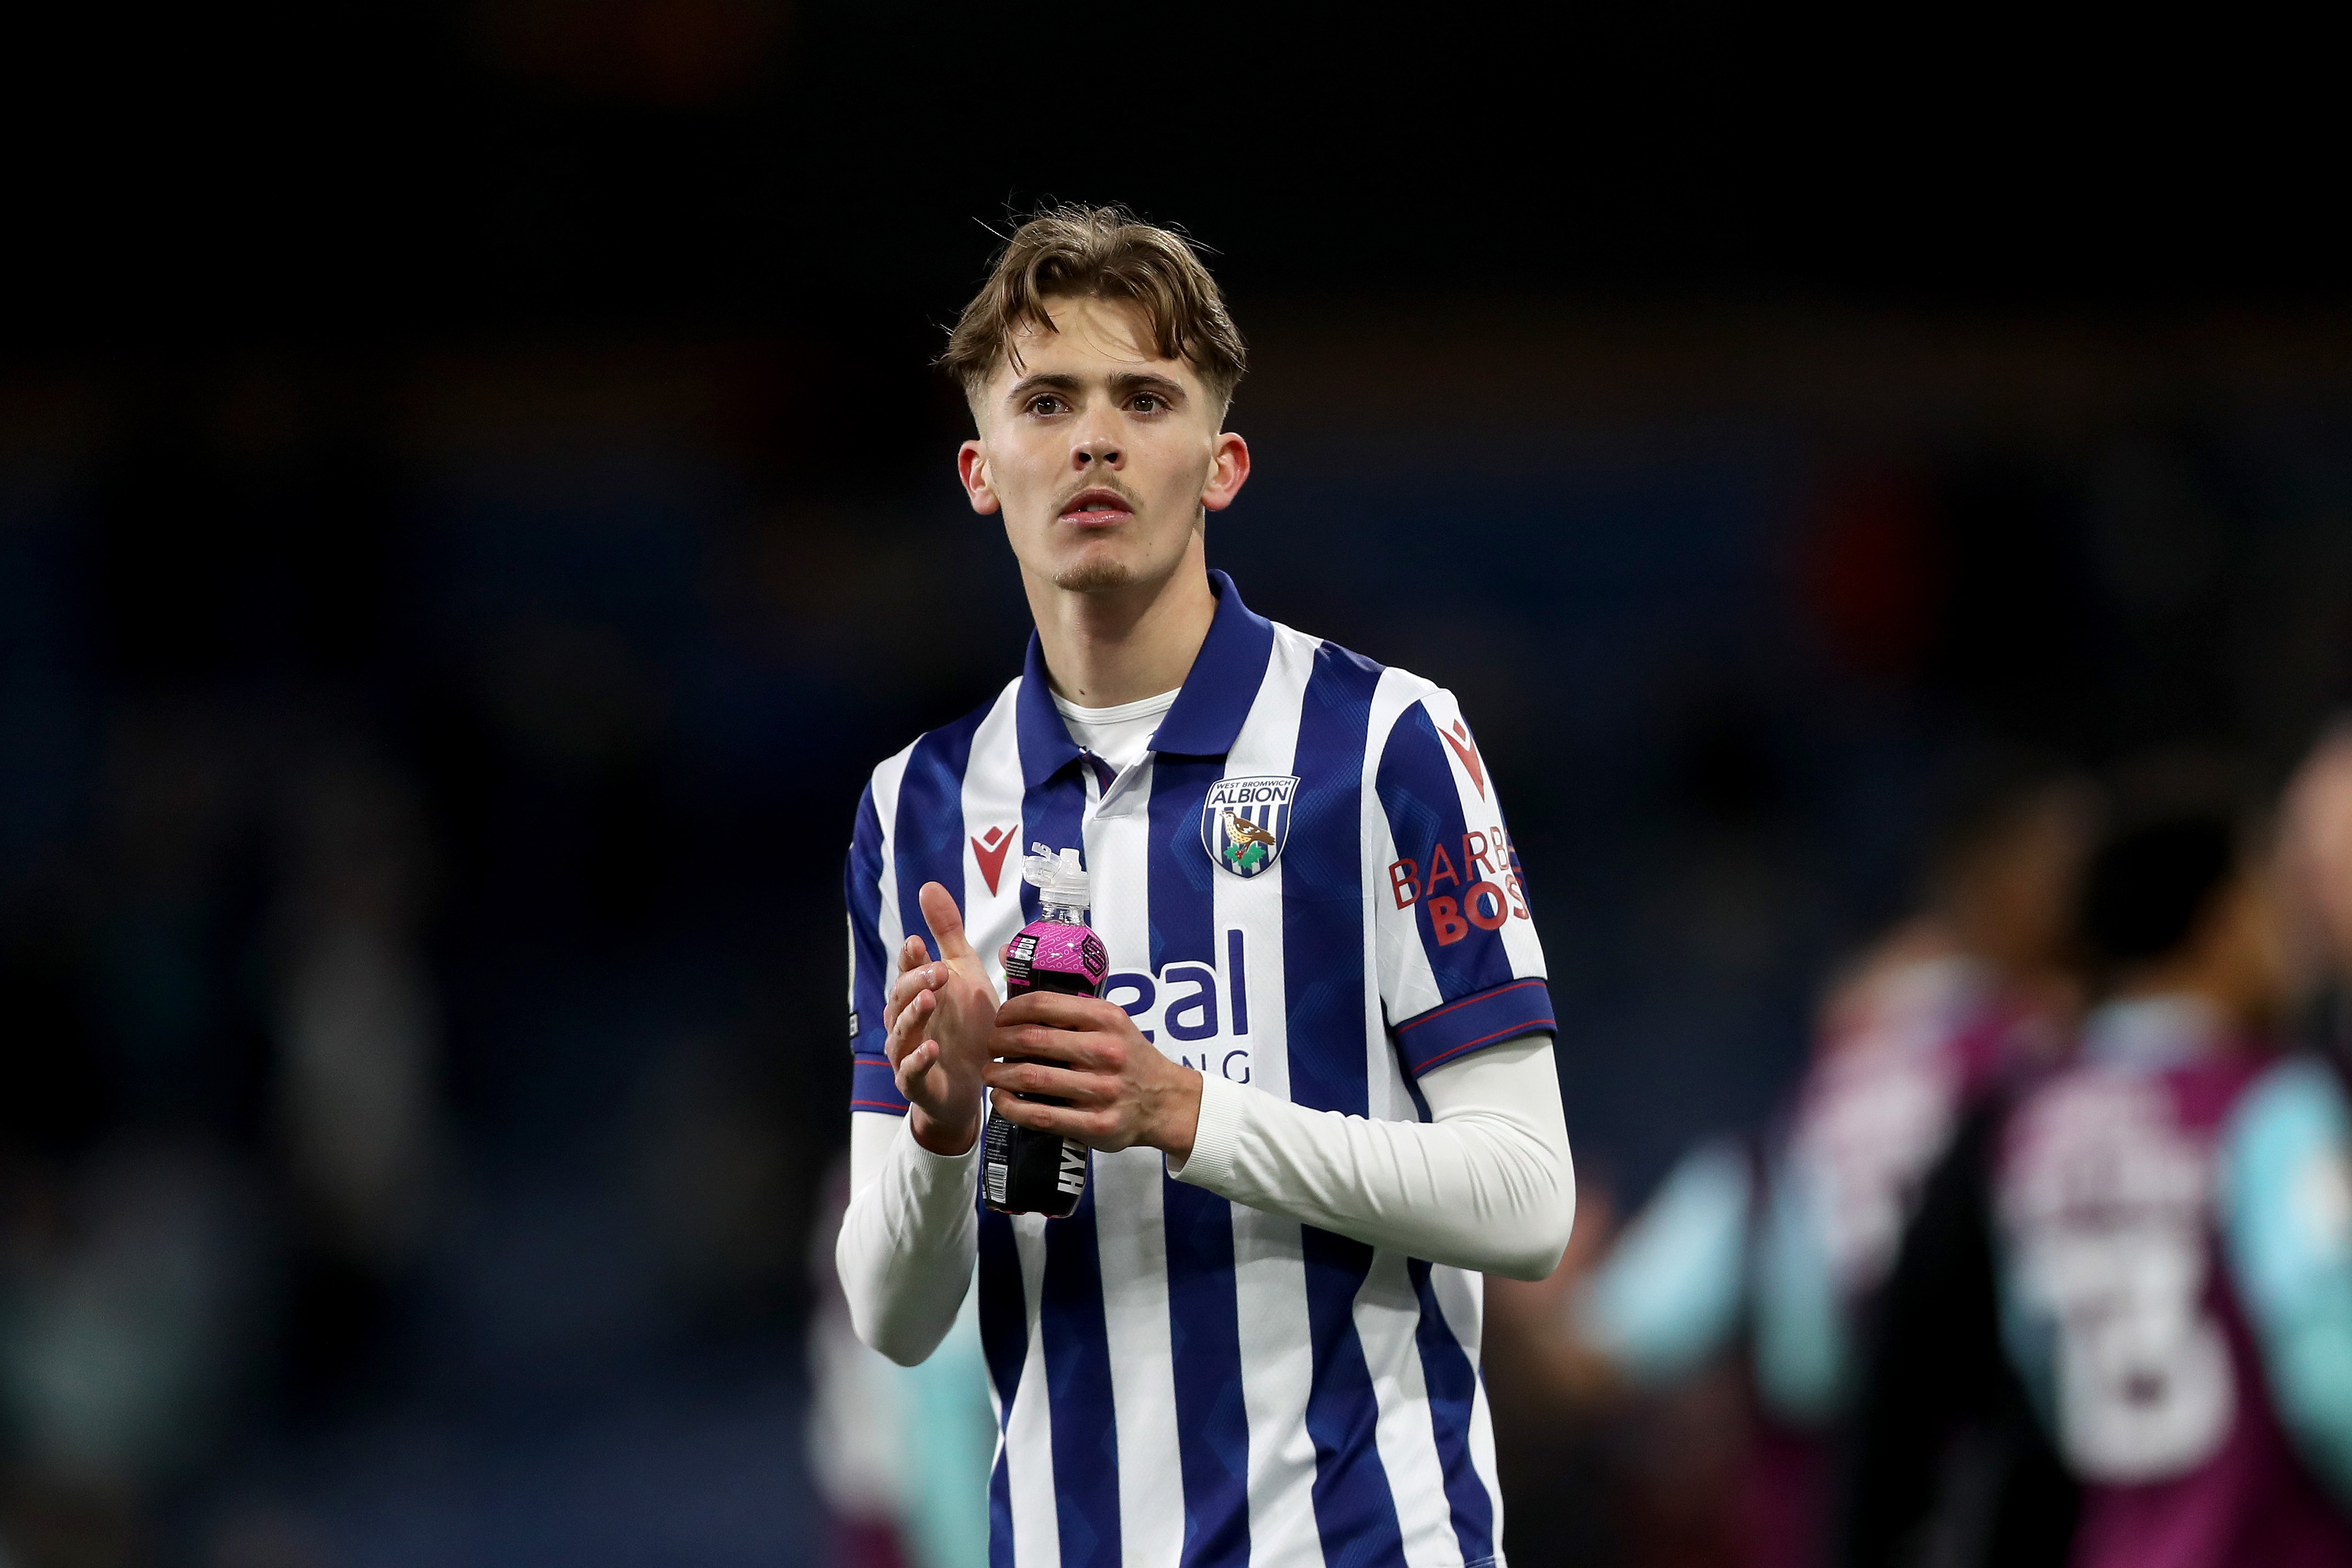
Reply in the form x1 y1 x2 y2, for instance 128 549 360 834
3 7 2349 1565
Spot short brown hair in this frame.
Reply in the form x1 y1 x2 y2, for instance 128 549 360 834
940 205 1247 410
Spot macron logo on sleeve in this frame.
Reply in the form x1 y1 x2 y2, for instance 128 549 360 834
1439 718 1486 797
972 823 1016 895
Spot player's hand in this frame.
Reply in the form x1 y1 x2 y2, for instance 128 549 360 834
884 882 999 1157
983 992 1202 1158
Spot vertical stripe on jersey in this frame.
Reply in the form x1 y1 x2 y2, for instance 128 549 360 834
982 1207 1027 1568
1417 689 1549 1001
1090 1144 1181 1568
1162 1183 1250 1564
1022 760 1121 1568
1040 1179 1121 1568
1288 642 1409 1567
1006 1215 1062 1568
1085 774 1181 1568
1300 1229 1408 1568
932 684 1038 1568
1287 642 1384 1116
846 783 900 1112
1374 705 1519 1005
1149 752 1252 1566
894 710 988 960
1215 626 1320 1568
1409 1259 1496 1565
960 682 1029 999
1353 1255 1458 1568
870 745 913 1071
1147 755 1223 975
1430 1262 1508 1547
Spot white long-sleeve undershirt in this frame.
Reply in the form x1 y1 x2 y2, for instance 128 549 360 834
836 1035 1574 1366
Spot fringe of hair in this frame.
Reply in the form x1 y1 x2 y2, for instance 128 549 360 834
939 205 1246 409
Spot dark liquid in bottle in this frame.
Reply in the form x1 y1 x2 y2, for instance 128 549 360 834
984 923 1108 1216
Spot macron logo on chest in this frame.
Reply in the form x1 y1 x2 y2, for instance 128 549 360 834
971 823 1016 895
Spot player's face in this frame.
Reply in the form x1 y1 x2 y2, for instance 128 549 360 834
957 296 1248 596
2208 863 2288 1028
2282 734 2352 978
1963 786 2095 976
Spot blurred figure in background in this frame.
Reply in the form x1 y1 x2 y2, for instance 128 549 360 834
1986 771 2352 1568
0 710 273 1567
1490 750 2093 1568
0 715 449 1565
268 745 445 1418
2282 722 2352 1060
805 1154 993 1568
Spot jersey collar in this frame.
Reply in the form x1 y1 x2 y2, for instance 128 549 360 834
1015 569 1277 789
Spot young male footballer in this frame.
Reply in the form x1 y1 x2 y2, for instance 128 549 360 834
836 206 1574 1568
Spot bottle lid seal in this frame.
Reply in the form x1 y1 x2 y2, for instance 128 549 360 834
1021 844 1090 907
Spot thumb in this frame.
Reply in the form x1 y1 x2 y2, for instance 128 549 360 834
918 881 976 962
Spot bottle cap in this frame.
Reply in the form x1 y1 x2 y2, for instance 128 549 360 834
1022 844 1090 908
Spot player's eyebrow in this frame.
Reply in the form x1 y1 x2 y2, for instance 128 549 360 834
1001 370 1188 407
1105 371 1187 404
1003 372 1083 406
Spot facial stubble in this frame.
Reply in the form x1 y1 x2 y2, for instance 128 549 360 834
1051 558 1138 593
1045 505 1206 595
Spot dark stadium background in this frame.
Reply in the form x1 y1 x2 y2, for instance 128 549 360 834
2 7 2347 1564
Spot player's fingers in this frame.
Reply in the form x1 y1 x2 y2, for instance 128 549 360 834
990 1091 1113 1148
885 961 947 1023
983 1060 1101 1103
994 991 1123 1032
894 1039 938 1097
904 987 939 1035
885 989 936 1066
883 938 938 1030
988 1023 1102 1068
990 1089 1077 1136
919 882 976 962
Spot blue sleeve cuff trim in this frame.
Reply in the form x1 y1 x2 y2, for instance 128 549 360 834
851 1048 909 1115
1392 978 1556 1078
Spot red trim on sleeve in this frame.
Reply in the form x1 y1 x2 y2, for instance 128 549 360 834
1390 978 1557 1079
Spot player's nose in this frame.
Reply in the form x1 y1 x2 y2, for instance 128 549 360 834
1071 429 1122 468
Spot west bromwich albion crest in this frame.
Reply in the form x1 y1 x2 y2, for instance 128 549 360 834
1202 775 1298 879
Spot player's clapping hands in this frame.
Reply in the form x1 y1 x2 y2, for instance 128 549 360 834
888 879 1204 1159
885 882 1002 1155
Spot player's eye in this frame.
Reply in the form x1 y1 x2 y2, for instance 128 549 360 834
1026 394 1066 416
1129 394 1163 413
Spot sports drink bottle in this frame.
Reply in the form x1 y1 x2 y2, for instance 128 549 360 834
982 846 1108 1217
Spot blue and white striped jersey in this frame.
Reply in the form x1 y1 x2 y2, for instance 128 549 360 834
845 571 1555 1568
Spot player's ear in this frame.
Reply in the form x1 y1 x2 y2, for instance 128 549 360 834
958 439 1001 516
1201 431 1250 513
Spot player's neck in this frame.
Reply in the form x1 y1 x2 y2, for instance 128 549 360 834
1024 537 1217 709
2111 959 2266 1040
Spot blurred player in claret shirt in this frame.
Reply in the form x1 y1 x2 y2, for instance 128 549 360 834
1488 751 2094 1568
1983 766 2352 1568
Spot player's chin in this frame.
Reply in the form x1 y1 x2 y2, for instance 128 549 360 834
1049 553 1138 593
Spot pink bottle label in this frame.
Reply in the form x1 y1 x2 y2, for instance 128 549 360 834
1004 920 1109 995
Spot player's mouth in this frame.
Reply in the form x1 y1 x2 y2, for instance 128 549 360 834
1058 488 1134 528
